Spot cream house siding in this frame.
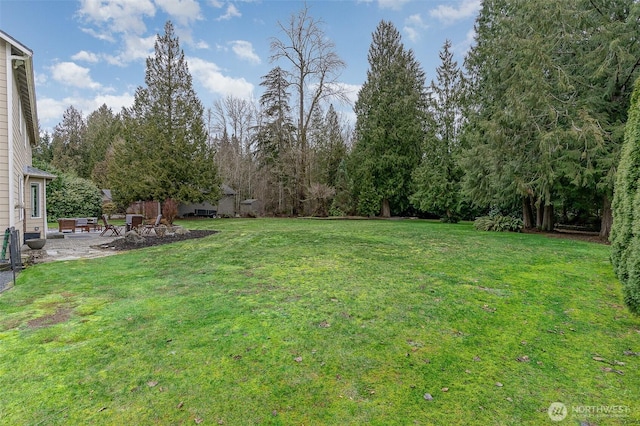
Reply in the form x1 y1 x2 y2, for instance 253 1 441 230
0 31 49 241
12 68 34 235
0 40 9 233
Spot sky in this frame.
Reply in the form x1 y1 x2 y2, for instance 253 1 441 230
0 0 480 133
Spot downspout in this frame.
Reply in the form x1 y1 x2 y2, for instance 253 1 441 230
6 44 15 229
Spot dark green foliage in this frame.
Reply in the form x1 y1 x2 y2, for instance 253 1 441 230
474 214 524 233
462 0 640 233
110 21 219 207
351 20 427 217
412 40 465 223
611 77 640 314
42 165 102 220
51 105 87 177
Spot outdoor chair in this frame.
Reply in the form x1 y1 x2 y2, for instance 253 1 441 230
100 215 121 237
142 214 163 236
130 215 144 233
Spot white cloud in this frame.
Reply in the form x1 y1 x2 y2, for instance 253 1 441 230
72 50 100 63
229 40 261 64
378 0 410 10
155 0 202 26
195 40 210 49
37 93 135 132
50 62 102 90
404 14 428 43
103 34 156 66
77 0 156 35
430 0 481 25
187 57 254 99
217 3 241 20
453 28 476 56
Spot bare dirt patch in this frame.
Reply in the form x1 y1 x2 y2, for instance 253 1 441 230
93 230 219 251
27 307 72 328
523 228 609 245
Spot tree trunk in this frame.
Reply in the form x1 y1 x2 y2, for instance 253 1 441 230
522 197 534 229
381 199 391 218
541 204 554 231
536 202 544 229
600 195 612 239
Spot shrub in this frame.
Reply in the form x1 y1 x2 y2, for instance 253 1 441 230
474 214 523 232
162 198 178 225
46 172 102 220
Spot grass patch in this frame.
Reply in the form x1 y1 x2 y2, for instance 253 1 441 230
1 219 638 424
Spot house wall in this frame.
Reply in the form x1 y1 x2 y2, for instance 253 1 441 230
0 41 8 234
11 60 37 238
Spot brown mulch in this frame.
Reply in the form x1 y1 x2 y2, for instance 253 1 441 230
523 228 609 245
95 230 219 251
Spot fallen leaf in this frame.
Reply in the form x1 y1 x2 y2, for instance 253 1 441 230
592 356 607 362
272 410 278 416
177 402 184 409
520 341 527 345
601 367 624 375
496 382 503 387
294 356 303 363
147 381 158 387
465 369 471 374
441 387 449 392
614 360 625 366
516 355 530 362
506 397 513 402
97 406 107 412
473 356 481 362
423 358 431 364
194 417 203 424
423 393 433 401
319 321 330 328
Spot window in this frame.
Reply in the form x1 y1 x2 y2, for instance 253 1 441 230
31 183 40 218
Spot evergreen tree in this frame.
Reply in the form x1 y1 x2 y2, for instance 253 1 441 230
351 20 427 217
85 104 121 189
254 66 297 214
33 131 53 165
111 21 219 207
610 77 640 314
51 105 87 176
412 40 465 222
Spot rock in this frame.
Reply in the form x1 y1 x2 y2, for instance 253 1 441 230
174 226 190 235
124 231 146 244
423 393 433 401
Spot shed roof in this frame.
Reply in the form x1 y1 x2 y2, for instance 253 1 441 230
24 165 56 180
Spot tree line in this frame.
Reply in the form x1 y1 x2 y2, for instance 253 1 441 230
35 2 640 237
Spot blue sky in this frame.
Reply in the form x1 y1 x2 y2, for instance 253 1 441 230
0 0 480 132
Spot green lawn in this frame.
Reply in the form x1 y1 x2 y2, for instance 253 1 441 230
1 219 638 425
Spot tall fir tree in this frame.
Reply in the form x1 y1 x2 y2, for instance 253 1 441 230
51 105 87 176
610 77 640 314
412 40 465 222
111 21 219 207
255 66 297 214
351 20 427 217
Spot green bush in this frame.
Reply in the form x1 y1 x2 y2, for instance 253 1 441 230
474 214 523 232
46 172 102 220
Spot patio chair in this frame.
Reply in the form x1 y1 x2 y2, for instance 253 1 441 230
130 215 144 233
100 215 121 237
142 214 163 236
